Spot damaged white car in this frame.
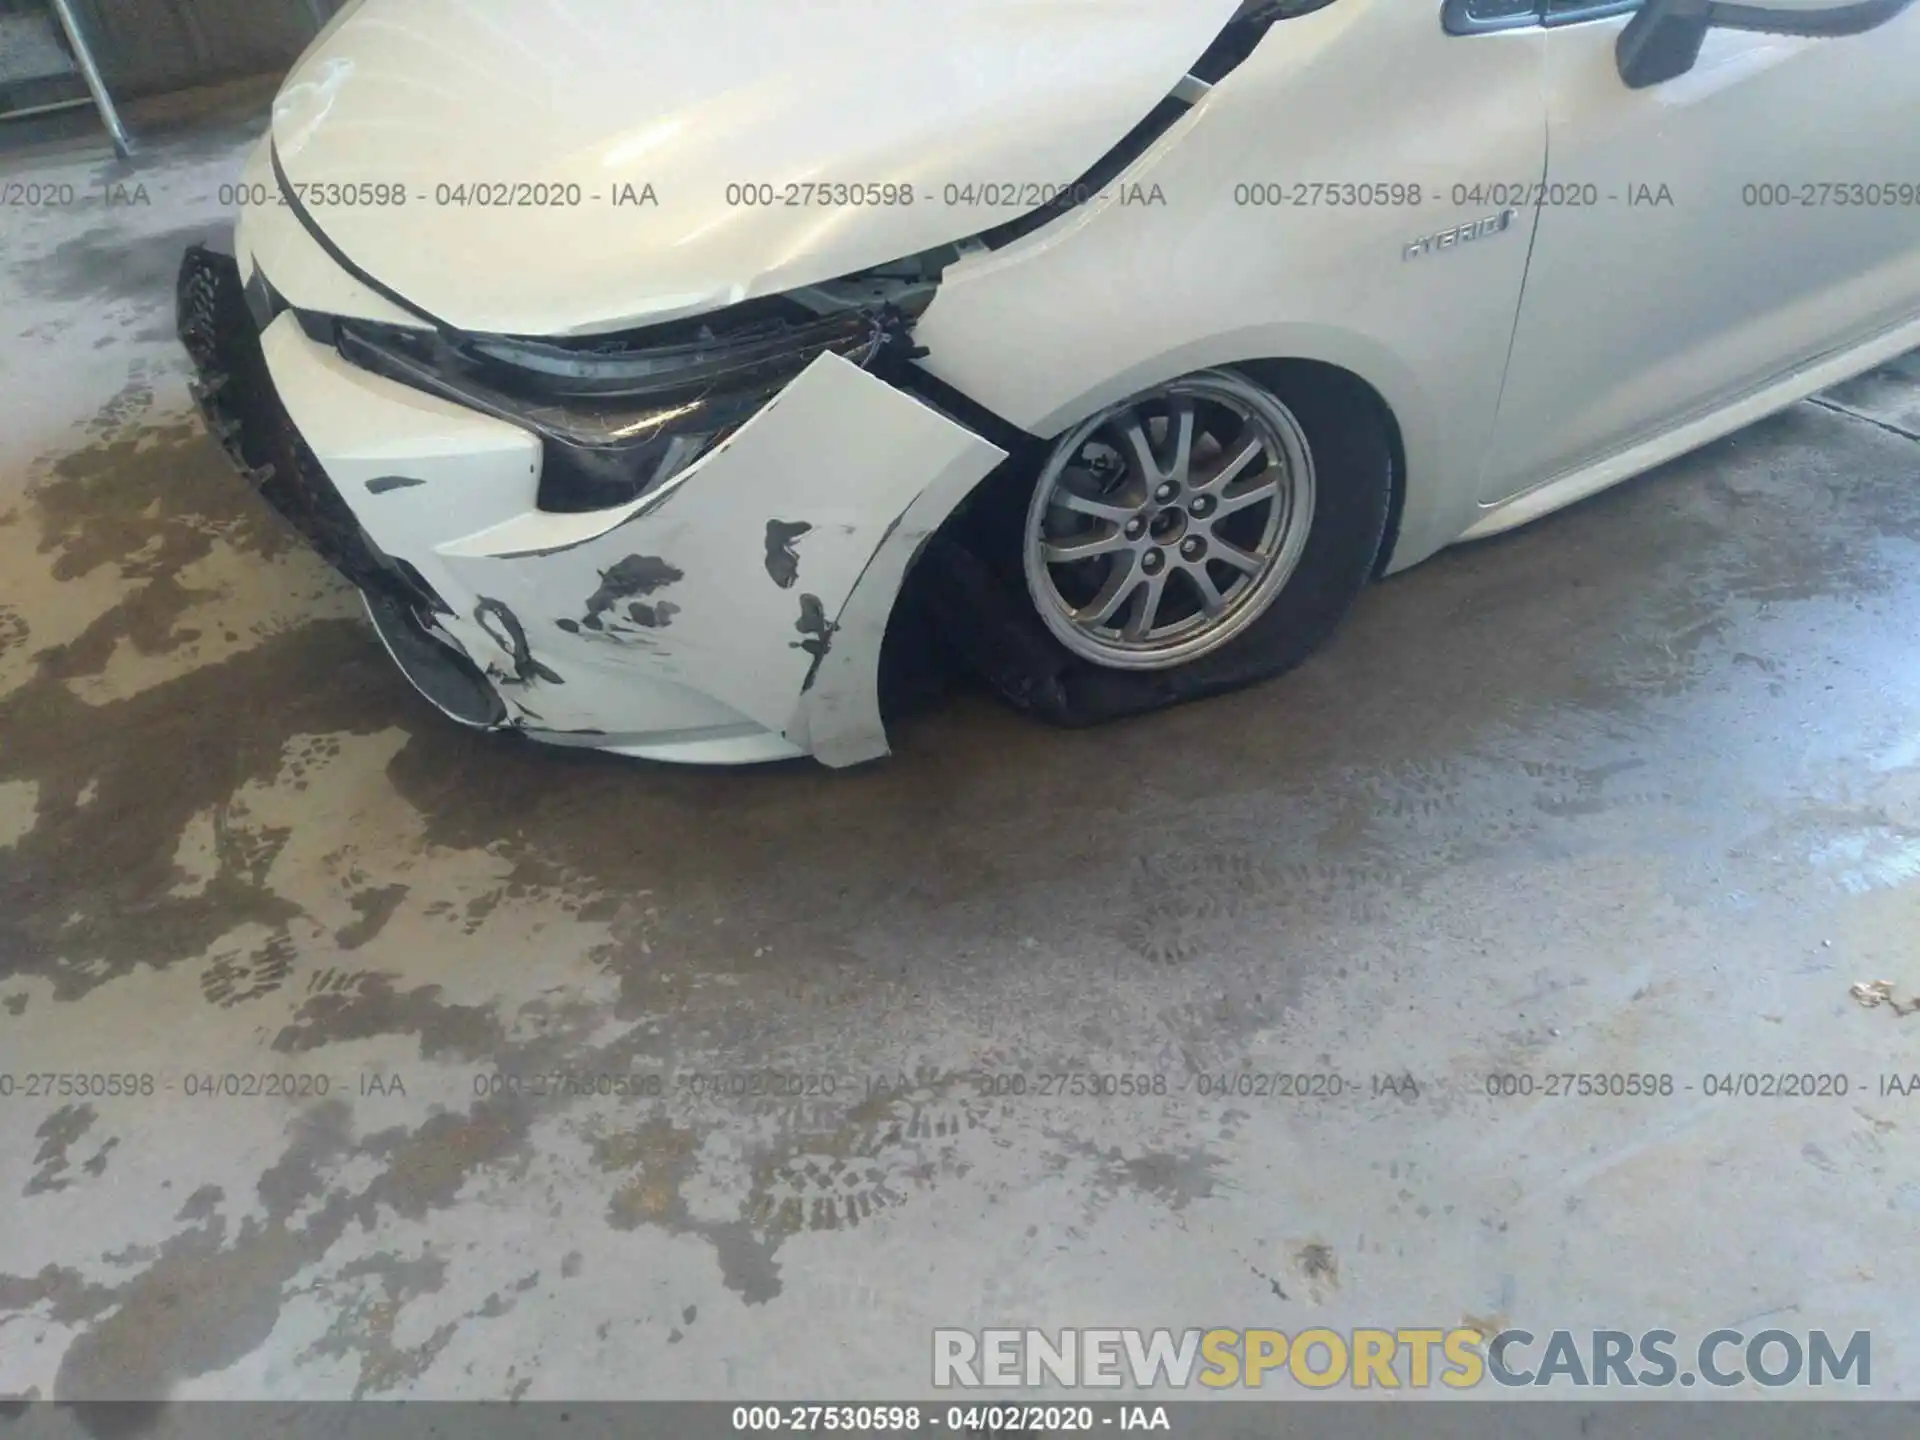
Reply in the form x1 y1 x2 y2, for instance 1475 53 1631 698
179 0 1920 766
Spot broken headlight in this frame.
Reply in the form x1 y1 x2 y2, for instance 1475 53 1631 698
335 288 930 513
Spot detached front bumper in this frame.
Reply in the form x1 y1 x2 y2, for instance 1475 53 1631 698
177 245 512 731
175 246 1007 767
176 247 433 612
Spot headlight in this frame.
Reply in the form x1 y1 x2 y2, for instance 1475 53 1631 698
334 298 926 512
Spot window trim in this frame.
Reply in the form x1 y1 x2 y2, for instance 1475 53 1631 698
1441 0 1540 35
1442 0 1641 34
1544 0 1641 25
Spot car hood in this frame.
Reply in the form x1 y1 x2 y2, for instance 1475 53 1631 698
271 0 1244 337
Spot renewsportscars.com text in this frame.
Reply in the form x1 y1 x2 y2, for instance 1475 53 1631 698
932 1326 1871 1390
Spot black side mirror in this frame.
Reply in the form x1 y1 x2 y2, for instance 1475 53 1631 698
1617 0 1712 88
1618 0 1915 88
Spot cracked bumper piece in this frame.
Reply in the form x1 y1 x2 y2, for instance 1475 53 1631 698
177 246 434 610
176 249 1007 767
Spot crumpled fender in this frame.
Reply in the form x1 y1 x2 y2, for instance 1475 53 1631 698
262 314 1007 764
434 352 1007 760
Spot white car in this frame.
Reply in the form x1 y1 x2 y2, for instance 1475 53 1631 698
178 0 1920 767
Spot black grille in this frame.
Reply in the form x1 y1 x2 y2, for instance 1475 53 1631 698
175 244 443 614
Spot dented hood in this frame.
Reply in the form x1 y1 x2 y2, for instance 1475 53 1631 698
271 0 1242 337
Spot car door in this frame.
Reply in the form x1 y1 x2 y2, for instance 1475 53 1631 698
1473 0 1920 506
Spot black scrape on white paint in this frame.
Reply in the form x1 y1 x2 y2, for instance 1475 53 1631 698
475 598 564 685
764 520 812 589
625 601 680 628
792 592 838 691
555 555 685 636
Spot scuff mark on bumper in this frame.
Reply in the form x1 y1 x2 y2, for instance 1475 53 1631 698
474 599 564 687
556 555 685 638
247 326 1006 765
764 521 812 589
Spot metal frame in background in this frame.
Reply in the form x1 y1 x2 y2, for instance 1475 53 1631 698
4 0 344 160
0 0 129 155
43 0 131 156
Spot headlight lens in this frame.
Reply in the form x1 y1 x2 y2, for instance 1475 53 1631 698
335 301 922 511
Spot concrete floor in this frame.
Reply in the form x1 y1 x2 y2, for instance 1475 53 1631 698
3 95 1920 1407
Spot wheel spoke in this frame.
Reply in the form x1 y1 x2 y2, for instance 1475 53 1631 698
1167 399 1196 485
1211 474 1281 520
1213 539 1264 575
1189 563 1228 618
1121 416 1161 484
1044 526 1130 564
1077 554 1140 626
1052 472 1137 525
1123 567 1170 642
1196 432 1265 496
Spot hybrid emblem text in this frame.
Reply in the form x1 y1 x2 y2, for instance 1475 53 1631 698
1404 208 1518 261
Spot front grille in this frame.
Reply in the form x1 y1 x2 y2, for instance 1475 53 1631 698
175 244 441 613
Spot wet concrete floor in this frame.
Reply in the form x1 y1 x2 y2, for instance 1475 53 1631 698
2 92 1919 1409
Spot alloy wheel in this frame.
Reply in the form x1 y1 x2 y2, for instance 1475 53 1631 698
1022 371 1316 670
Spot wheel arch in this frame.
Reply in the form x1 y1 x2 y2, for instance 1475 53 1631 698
1213 356 1408 581
877 348 1415 721
910 347 1416 582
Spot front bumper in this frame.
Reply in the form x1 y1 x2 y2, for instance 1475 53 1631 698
175 247 1007 766
177 246 428 610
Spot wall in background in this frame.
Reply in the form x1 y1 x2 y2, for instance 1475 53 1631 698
20 0 343 100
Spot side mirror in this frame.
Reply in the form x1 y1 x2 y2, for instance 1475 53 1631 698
1617 0 1914 88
